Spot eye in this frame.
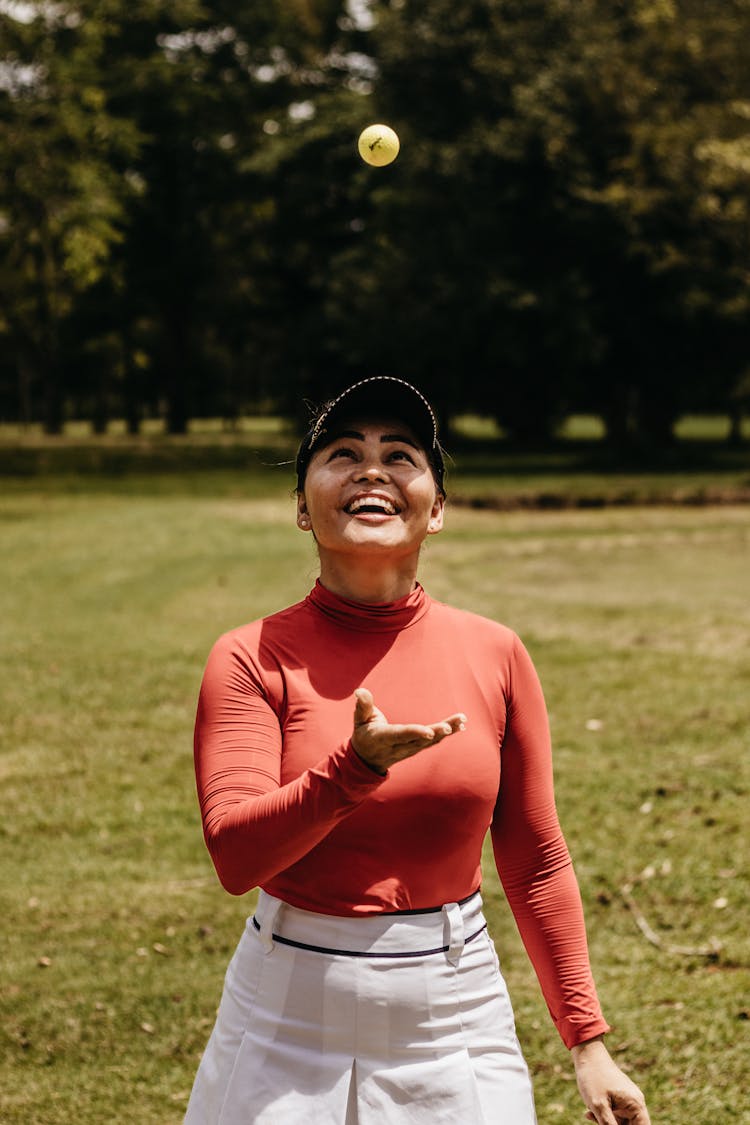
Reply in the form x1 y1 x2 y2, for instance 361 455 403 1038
329 446 358 460
387 448 416 464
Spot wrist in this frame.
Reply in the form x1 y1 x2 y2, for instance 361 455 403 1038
350 741 387 776
570 1034 608 1062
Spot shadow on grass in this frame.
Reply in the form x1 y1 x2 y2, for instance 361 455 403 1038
0 429 748 507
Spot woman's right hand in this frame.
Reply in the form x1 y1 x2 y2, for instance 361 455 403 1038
351 688 466 775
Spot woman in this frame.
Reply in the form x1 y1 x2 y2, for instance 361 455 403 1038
186 376 650 1125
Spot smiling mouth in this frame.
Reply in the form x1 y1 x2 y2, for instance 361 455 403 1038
345 496 401 516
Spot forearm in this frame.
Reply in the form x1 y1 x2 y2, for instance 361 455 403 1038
194 633 386 895
498 851 610 1047
493 635 609 1046
201 741 386 894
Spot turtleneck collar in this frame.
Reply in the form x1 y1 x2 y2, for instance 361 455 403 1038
306 579 431 633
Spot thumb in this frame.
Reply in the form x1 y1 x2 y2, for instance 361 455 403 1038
353 688 375 725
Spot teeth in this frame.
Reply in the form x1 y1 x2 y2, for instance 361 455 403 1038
348 496 397 515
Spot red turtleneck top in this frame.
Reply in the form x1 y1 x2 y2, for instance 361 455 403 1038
194 580 610 1048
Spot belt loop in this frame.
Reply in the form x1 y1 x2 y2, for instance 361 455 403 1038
256 891 283 954
442 901 465 966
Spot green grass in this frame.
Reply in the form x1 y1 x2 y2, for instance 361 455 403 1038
7 410 744 443
452 411 750 444
1 413 749 508
1 472 748 1123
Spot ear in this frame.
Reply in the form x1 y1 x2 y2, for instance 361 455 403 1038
297 494 312 532
426 492 445 536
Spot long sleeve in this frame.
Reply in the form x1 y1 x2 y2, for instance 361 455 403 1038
194 632 387 895
491 636 610 1049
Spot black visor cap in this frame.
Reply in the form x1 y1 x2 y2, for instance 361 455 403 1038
295 377 445 495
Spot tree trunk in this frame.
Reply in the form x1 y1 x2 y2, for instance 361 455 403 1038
602 380 636 449
17 350 34 427
92 372 110 434
121 325 142 435
162 306 190 435
42 358 63 434
727 404 745 447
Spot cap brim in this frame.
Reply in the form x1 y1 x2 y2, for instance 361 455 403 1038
308 377 438 453
296 377 445 495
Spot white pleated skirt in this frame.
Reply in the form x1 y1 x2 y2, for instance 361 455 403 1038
185 891 536 1124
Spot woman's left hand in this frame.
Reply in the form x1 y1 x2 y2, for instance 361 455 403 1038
571 1036 651 1125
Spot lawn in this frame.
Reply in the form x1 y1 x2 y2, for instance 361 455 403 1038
0 468 748 1122
1 413 749 507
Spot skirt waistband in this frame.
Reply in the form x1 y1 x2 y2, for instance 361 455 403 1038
251 890 486 963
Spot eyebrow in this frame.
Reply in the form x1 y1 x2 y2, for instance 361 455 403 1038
332 429 421 451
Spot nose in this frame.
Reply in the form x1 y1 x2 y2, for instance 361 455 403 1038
354 455 389 482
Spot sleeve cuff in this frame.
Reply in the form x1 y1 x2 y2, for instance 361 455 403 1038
560 1016 612 1050
310 740 390 797
341 740 390 784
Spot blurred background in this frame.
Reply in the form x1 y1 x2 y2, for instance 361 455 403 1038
2 7 749 1122
1 0 749 450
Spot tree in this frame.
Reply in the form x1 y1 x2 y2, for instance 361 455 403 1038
2 0 748 443
313 0 750 445
0 3 139 431
99 0 366 432
493 0 750 446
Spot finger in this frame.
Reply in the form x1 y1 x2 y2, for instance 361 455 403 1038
383 723 438 744
429 724 457 742
584 1101 617 1125
383 720 467 743
425 714 467 742
621 1109 650 1125
610 1092 650 1125
353 688 375 724
405 722 464 745
420 713 467 737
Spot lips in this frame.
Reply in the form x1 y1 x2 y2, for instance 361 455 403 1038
344 492 401 516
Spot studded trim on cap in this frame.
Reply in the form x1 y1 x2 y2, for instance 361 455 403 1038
296 376 445 496
307 376 439 451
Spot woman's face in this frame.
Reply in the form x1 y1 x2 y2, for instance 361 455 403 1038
297 418 444 562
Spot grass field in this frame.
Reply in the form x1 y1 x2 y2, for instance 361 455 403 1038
1 414 749 507
1 456 748 1123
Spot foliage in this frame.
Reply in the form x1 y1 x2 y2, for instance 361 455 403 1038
0 3 140 431
345 0 750 443
1 1 750 444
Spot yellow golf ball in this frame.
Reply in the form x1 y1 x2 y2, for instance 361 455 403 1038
357 124 400 167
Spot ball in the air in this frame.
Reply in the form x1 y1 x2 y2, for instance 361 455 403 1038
357 124 400 167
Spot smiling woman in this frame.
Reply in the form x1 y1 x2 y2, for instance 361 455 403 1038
295 417 444 603
185 378 651 1125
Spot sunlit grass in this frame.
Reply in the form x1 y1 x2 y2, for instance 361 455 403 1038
0 478 748 1123
1 413 748 507
2 411 747 445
